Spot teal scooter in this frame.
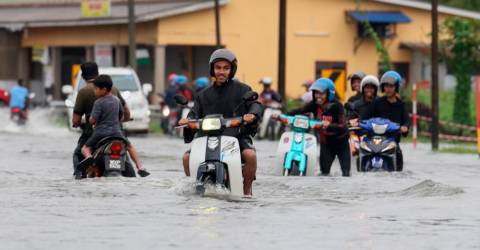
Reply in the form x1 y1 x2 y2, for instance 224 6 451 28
275 114 323 176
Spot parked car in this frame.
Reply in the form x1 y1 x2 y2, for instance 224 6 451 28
63 67 152 133
0 80 14 106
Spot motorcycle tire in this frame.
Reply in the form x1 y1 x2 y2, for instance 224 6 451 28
290 161 300 176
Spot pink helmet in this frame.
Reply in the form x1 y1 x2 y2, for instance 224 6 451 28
168 73 177 82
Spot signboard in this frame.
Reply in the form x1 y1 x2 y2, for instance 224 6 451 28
81 0 111 18
94 44 113 67
316 62 347 102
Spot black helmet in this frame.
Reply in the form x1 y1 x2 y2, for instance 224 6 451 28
348 71 366 85
209 48 237 79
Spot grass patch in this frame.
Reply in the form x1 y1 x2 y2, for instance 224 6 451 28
149 120 164 135
402 86 477 126
439 146 478 154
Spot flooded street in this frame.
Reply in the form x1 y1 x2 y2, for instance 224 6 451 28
0 108 479 250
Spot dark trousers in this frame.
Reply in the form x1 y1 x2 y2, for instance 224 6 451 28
320 139 351 176
73 132 136 177
396 144 403 171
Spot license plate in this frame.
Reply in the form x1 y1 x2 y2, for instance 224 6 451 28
109 160 121 169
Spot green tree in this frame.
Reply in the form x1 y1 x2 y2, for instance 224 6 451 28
440 17 480 124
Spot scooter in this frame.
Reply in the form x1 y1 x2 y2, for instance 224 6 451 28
274 114 323 176
352 118 400 172
77 136 131 178
175 92 258 197
10 107 27 125
258 101 283 140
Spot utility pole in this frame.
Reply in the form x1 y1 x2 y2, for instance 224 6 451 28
278 0 286 99
214 0 221 48
431 0 439 150
128 0 137 71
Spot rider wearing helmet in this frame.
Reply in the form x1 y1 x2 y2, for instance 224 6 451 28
347 71 366 104
178 48 263 196
285 78 350 176
347 75 379 120
259 76 282 106
175 75 194 102
164 73 178 108
365 70 409 171
194 76 209 93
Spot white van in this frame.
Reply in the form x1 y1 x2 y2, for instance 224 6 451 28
63 67 152 133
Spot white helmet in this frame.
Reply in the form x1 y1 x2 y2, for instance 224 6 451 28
259 76 273 85
360 75 379 93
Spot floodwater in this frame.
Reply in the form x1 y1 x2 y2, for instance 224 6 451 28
0 107 479 250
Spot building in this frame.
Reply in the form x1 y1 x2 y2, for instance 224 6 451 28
0 0 479 102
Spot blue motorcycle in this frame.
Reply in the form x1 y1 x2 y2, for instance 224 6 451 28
275 114 322 176
354 118 400 172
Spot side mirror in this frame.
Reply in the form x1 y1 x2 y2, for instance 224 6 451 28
65 99 74 108
62 85 73 95
344 102 354 111
174 95 188 105
142 83 153 96
28 92 36 99
242 91 258 102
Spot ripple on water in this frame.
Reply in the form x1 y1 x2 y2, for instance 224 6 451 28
395 179 464 197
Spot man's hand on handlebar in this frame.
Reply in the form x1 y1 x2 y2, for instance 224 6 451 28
178 118 189 126
349 118 359 127
243 114 256 124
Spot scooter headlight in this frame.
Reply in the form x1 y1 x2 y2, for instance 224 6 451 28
201 118 222 131
162 106 170 117
294 133 303 143
360 141 372 152
381 142 396 153
293 117 309 129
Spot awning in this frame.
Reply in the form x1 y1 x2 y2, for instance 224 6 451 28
346 11 411 24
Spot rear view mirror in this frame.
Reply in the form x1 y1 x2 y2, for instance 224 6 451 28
174 95 188 105
242 91 258 102
142 83 153 96
62 85 73 95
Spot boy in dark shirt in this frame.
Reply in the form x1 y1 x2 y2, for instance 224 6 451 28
81 75 146 175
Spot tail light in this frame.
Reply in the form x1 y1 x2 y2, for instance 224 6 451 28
109 141 124 159
12 107 21 113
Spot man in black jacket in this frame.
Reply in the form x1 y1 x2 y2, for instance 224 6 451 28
346 71 366 104
365 71 409 171
179 49 263 196
347 75 380 121
280 78 350 176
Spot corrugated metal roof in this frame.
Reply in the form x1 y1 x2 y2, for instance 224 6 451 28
0 0 227 30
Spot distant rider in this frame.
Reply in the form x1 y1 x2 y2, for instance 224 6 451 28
9 79 29 120
346 71 366 104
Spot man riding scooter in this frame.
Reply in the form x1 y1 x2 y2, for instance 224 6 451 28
276 78 350 176
179 48 263 196
258 77 283 140
365 71 409 171
72 62 138 179
9 79 30 122
347 75 379 156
